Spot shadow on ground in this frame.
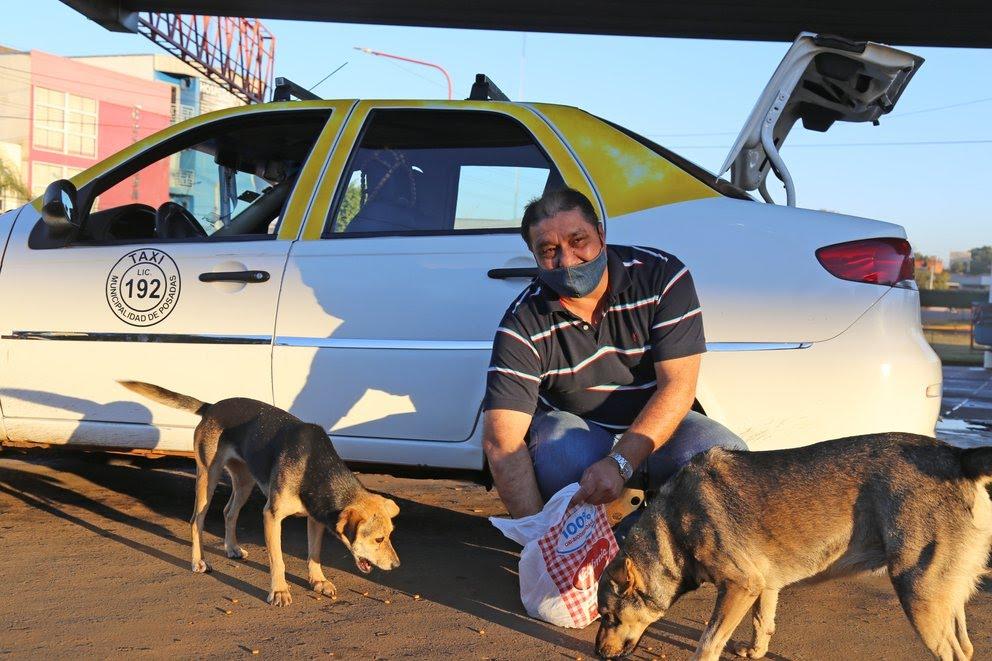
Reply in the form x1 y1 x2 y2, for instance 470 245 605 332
0 451 589 654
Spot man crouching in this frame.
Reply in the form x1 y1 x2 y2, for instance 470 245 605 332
482 188 745 519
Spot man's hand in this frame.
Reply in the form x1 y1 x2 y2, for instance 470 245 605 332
571 355 701 509
570 457 625 507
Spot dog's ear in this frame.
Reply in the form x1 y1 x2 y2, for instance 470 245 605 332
622 556 645 597
335 506 364 546
382 497 400 519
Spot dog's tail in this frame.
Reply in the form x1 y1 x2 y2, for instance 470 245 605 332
118 380 209 415
961 446 992 483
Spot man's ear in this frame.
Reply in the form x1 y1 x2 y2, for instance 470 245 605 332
597 221 606 245
335 506 364 547
622 556 645 596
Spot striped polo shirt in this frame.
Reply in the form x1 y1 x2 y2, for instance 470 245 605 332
484 244 705 432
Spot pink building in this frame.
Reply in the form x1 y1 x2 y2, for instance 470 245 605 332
0 48 173 209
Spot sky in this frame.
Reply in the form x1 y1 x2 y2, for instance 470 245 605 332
3 1 991 261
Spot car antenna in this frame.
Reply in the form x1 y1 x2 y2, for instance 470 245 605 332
272 77 321 102
468 74 509 101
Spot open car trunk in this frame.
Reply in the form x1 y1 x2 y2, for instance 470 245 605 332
720 32 924 206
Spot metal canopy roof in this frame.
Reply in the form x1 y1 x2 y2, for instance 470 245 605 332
63 0 992 48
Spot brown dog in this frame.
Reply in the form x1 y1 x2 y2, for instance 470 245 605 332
120 380 400 606
596 433 992 660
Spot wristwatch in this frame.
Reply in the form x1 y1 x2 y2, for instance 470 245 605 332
608 452 634 482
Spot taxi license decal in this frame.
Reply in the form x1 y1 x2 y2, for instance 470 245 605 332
105 249 181 327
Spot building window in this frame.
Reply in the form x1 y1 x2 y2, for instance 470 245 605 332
33 87 97 157
31 161 83 197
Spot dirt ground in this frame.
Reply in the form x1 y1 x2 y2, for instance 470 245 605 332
1 449 991 660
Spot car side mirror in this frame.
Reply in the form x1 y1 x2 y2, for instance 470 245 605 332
41 179 80 236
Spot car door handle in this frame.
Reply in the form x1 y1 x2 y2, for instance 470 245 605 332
199 270 270 283
488 267 537 279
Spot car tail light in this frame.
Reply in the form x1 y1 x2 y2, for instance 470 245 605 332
815 238 914 286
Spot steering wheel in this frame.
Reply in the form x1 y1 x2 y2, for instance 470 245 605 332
154 201 208 239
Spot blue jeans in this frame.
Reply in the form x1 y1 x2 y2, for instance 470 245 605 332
528 410 747 502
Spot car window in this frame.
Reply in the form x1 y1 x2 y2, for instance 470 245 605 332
67 111 330 245
454 165 550 230
327 109 563 236
93 163 271 238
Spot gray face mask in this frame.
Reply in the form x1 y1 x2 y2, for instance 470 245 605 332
537 247 608 298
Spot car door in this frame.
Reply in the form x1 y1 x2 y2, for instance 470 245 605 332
272 101 599 469
0 104 349 452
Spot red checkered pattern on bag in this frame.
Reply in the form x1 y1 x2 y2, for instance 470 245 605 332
537 504 619 627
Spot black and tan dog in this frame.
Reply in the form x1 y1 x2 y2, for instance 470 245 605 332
120 381 400 606
596 433 992 661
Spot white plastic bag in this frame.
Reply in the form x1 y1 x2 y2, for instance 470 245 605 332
491 483 619 628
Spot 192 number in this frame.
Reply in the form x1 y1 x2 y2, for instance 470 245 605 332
124 278 161 299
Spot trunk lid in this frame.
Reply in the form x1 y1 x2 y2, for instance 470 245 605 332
719 32 924 206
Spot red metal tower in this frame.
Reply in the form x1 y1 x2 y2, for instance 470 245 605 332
136 13 275 104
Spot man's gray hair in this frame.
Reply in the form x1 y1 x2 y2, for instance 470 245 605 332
521 188 600 246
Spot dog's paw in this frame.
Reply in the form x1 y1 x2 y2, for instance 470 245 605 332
225 546 248 560
267 589 292 607
310 580 337 598
191 559 211 573
733 643 767 659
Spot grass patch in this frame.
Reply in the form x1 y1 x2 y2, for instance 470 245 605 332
932 343 985 366
924 327 986 366
923 323 973 332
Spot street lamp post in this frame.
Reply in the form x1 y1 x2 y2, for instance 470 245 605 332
986 259 992 369
354 47 453 100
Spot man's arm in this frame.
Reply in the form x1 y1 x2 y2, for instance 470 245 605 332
571 353 700 506
483 408 545 518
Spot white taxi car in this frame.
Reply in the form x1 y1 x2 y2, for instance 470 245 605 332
0 34 940 473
